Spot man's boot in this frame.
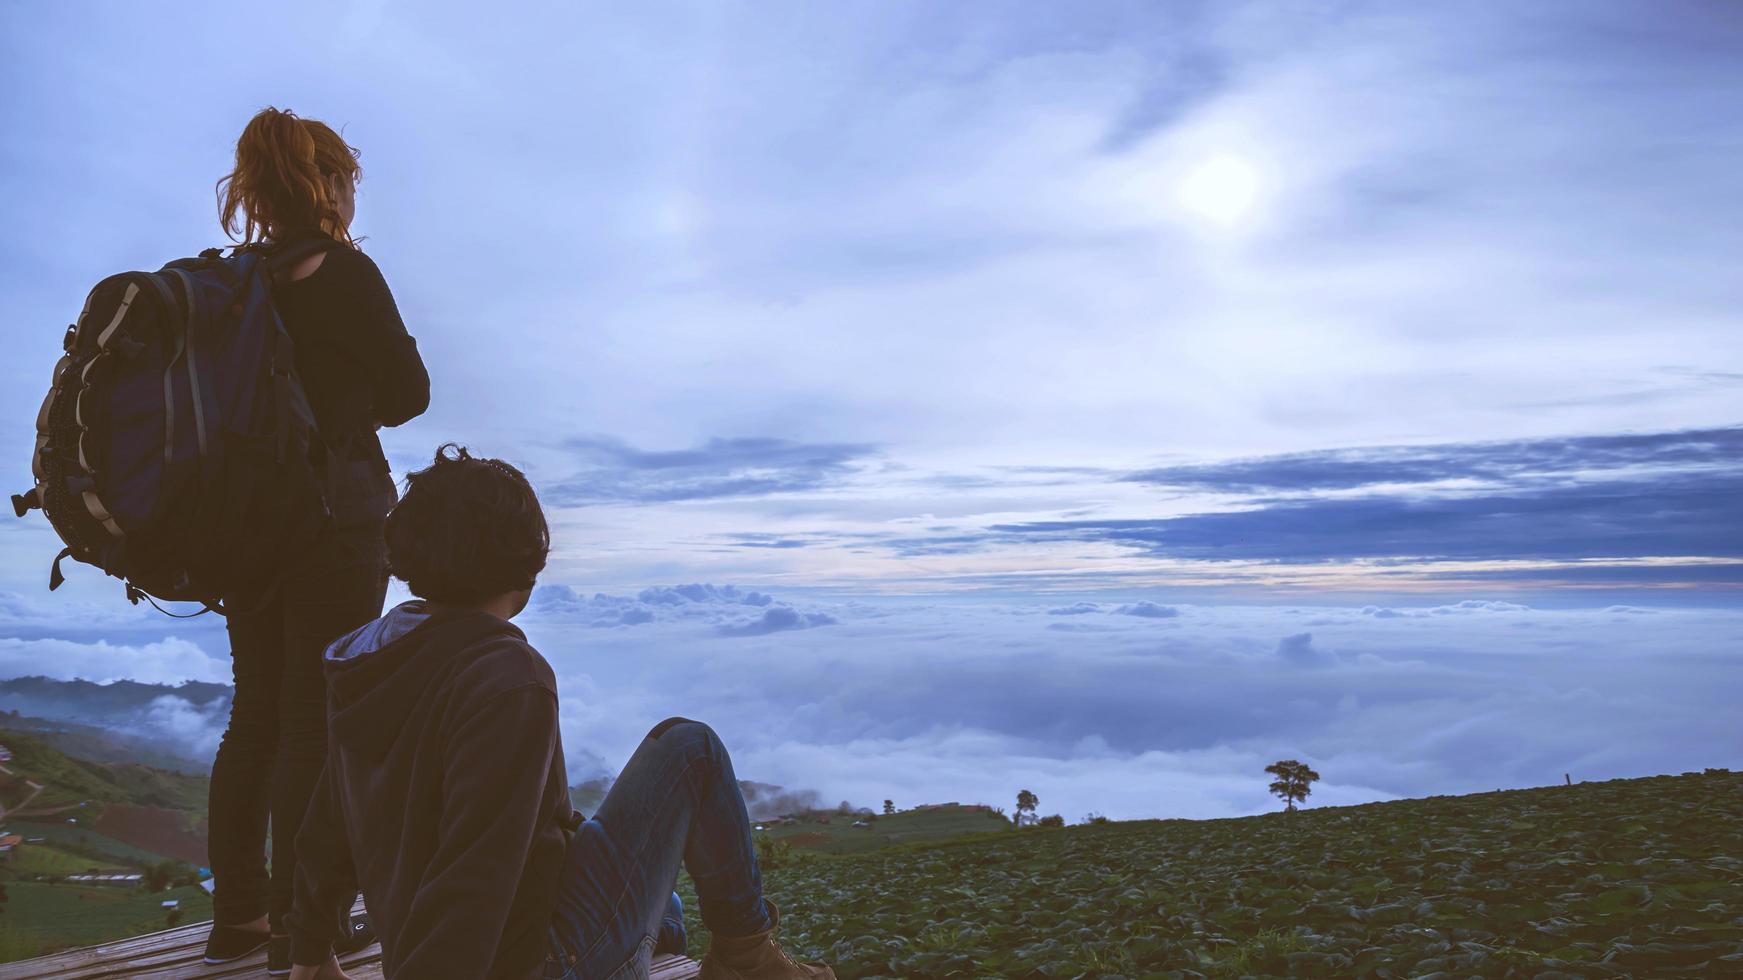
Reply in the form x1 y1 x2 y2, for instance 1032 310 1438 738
698 899 837 979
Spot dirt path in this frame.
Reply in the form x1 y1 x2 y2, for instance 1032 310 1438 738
0 778 44 823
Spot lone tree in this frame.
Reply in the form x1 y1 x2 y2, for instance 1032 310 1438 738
883 799 895 815
143 861 176 893
1266 760 1320 813
1016 789 1038 827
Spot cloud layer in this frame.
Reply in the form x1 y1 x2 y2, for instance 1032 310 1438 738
2 583 1735 820
510 587 1742 819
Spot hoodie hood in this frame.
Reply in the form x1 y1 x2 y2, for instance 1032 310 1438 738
324 603 525 760
327 600 433 663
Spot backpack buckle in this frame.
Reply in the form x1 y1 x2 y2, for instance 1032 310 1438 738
10 490 39 517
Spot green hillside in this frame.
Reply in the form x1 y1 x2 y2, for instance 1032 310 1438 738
0 730 212 962
675 770 1743 978
0 729 208 812
756 804 1010 856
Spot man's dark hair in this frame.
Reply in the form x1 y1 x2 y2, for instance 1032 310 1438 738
385 444 550 604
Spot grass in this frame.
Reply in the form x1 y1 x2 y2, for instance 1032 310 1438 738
675 770 1743 978
2 842 129 877
756 804 1011 857
0 820 166 867
0 882 211 958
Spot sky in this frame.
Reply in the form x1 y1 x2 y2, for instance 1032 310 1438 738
1 1 1739 820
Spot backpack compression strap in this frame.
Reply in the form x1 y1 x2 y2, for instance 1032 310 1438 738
259 234 339 282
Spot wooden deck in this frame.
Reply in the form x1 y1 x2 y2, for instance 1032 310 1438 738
0 908 701 979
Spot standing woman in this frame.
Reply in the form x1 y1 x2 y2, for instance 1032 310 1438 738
203 107 430 973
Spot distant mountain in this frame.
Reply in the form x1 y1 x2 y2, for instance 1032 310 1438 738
0 676 230 720
0 677 229 772
0 710 210 774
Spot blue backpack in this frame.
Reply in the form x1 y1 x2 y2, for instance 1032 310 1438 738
12 239 339 613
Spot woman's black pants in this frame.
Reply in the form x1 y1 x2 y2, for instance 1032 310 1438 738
207 520 389 927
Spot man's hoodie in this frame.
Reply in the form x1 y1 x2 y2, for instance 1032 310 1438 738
287 601 580 979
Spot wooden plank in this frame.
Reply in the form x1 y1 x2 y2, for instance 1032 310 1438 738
329 953 696 979
0 899 373 980
652 955 703 979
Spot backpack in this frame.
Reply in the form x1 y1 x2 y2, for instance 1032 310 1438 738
10 238 340 613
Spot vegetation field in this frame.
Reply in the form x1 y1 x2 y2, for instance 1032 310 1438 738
3 819 170 867
757 804 1010 857
677 770 1743 978
0 882 211 960
91 805 208 865
2 842 127 876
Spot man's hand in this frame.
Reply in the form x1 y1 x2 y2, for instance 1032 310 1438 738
289 955 352 980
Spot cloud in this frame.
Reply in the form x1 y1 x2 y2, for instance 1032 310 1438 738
130 694 229 762
530 586 660 629
1122 426 1743 494
1360 600 1531 620
1114 601 1180 619
716 605 839 637
719 534 814 550
529 583 784 629
1046 621 1114 632
514 595 1743 820
5 595 1739 821
840 426 1743 592
1275 632 1332 668
637 584 774 607
989 469 1742 563
1047 602 1102 615
1429 600 1530 615
546 436 879 505
0 637 226 685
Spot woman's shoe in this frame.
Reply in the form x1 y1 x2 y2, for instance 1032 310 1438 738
266 935 291 977
698 899 836 979
202 923 271 964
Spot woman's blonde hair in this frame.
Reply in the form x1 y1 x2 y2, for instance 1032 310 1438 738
216 106 362 246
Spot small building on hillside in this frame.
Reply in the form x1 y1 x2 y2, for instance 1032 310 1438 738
65 873 142 886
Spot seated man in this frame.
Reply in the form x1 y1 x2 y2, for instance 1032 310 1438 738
287 444 835 980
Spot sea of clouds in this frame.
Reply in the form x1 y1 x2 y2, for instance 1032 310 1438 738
1 584 1736 821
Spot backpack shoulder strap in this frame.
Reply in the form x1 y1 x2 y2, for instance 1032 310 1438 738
261 235 339 285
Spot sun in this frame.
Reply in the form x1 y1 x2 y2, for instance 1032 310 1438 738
1177 153 1263 227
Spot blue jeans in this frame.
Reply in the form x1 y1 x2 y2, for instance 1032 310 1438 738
544 717 773 979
